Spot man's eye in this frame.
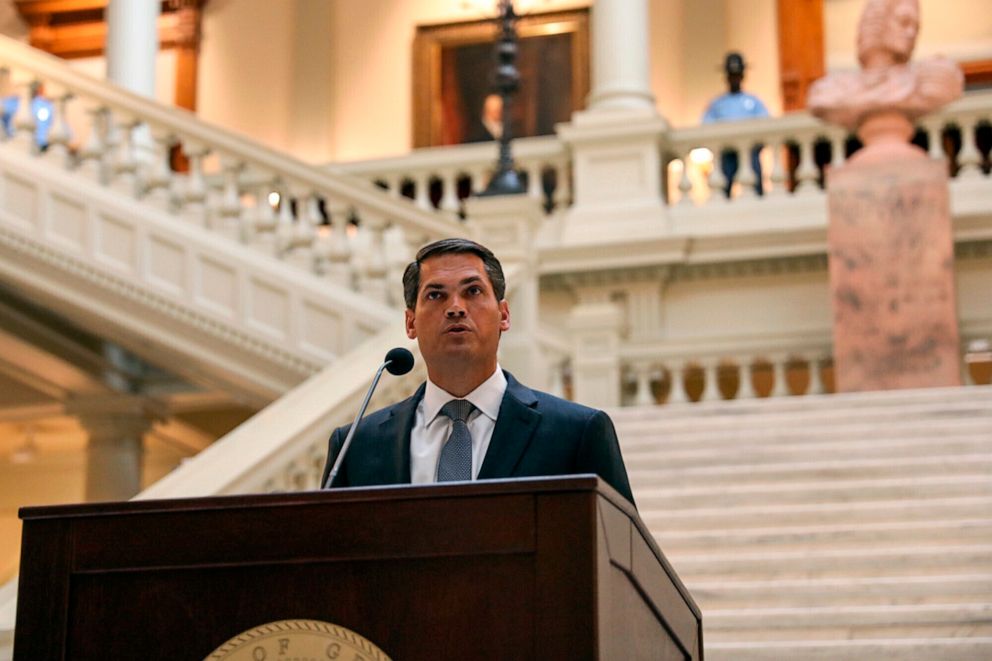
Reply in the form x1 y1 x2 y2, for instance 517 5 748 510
425 291 442 300
467 286 482 295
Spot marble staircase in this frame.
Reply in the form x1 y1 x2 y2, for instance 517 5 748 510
612 385 992 660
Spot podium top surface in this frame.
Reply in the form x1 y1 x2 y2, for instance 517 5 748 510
20 474 630 520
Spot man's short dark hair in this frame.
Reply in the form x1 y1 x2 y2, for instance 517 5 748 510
402 238 506 310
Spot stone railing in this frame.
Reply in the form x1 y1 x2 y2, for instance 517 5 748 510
664 93 992 206
0 35 465 310
615 332 992 407
335 135 571 217
619 332 834 406
335 91 992 227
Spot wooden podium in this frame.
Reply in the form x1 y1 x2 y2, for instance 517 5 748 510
15 476 702 660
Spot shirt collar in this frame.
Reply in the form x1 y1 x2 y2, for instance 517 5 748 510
423 365 507 425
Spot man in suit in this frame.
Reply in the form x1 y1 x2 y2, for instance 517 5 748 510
321 238 634 505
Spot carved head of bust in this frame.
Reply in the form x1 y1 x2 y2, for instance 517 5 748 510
857 0 920 69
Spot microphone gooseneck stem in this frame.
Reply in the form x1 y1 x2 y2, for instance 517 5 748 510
324 360 391 488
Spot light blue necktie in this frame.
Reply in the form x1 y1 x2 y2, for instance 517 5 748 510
437 400 475 482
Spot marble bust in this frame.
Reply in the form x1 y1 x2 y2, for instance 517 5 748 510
808 0 963 157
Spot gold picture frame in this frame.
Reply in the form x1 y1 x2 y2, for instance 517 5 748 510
412 8 590 148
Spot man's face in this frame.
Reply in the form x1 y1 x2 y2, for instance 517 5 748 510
405 253 510 375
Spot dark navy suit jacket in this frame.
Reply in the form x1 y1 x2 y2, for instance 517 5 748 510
321 371 635 505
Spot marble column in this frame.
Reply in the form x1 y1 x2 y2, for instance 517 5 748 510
69 395 159 501
106 0 160 163
557 0 668 245
106 0 160 97
587 0 655 112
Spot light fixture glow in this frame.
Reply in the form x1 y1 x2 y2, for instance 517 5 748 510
267 191 281 207
689 148 713 165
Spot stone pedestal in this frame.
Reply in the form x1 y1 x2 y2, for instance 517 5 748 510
464 194 545 389
827 155 961 391
567 300 623 408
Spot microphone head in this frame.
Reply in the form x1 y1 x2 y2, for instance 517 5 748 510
384 347 415 375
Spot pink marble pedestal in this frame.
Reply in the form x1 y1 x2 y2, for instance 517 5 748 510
827 155 961 392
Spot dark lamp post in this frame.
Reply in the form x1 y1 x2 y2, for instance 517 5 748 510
479 0 526 196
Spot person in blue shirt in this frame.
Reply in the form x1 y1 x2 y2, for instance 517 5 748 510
702 52 769 196
2 81 55 150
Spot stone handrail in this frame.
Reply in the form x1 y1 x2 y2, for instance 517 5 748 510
335 135 571 215
0 35 466 309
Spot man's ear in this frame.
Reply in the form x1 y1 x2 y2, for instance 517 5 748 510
404 308 417 339
499 299 510 332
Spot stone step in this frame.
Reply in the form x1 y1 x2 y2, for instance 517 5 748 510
689 574 992 609
618 417 992 450
620 425 991 459
656 518 992 554
627 453 992 487
704 637 992 661
639 496 992 530
668 544 992 581
704 603 992 638
633 474 992 509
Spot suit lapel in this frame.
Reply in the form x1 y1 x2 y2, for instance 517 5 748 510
478 372 541 480
376 383 423 483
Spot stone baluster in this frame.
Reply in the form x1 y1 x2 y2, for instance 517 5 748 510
736 141 759 199
707 146 728 202
770 354 790 398
11 81 37 153
438 169 461 213
667 362 688 404
319 203 354 289
548 360 567 399
807 355 825 395
830 131 846 173
470 168 488 197
361 213 390 304
140 128 176 210
925 121 945 161
526 162 543 201
77 106 110 182
677 153 693 205
247 179 278 253
961 352 975 386
288 190 319 271
633 365 655 406
551 159 569 210
768 140 788 197
179 142 210 223
956 116 983 178
216 158 245 241
413 173 431 210
273 183 297 257
42 91 74 166
701 360 722 401
385 174 402 198
794 135 820 194
737 359 755 399
108 115 141 196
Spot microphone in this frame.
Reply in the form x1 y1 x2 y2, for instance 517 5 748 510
323 347 414 488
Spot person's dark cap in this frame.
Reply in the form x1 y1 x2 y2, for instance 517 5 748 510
724 52 746 75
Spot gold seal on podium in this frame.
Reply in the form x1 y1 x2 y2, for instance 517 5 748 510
205 619 391 661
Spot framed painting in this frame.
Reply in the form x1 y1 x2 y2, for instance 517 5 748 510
412 8 589 148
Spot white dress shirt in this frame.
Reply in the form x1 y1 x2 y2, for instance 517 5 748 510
410 366 507 483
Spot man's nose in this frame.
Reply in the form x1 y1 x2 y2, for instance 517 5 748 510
445 299 466 317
